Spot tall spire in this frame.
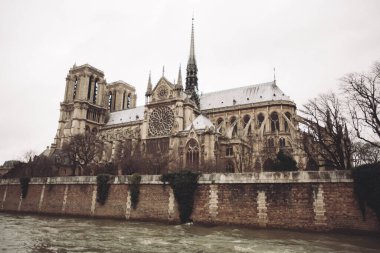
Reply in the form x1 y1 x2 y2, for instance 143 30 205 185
145 71 152 97
185 17 199 107
175 65 183 90
188 17 196 65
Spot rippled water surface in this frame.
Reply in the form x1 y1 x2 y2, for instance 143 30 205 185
0 213 379 253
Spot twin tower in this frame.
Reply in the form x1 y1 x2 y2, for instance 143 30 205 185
54 20 199 148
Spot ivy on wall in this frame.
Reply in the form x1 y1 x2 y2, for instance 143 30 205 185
19 177 30 199
161 170 200 223
128 173 141 209
96 174 111 205
352 163 380 221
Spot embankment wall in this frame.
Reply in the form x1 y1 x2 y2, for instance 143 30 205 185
0 171 378 233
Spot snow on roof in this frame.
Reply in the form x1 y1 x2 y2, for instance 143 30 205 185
185 114 214 131
106 106 144 125
200 81 291 110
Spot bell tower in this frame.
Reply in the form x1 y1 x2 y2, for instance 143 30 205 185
54 64 108 148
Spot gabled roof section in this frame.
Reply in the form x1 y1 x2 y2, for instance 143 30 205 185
200 81 292 110
185 114 214 131
106 106 144 125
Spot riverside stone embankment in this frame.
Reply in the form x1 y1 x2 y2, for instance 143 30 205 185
0 171 378 233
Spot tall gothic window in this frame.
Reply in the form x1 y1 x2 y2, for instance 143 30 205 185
108 91 113 112
87 76 93 100
93 80 98 104
186 139 199 168
113 90 117 111
279 137 286 147
257 113 264 128
284 112 291 132
270 112 279 132
122 91 126 109
127 94 131 108
73 77 78 99
243 114 252 135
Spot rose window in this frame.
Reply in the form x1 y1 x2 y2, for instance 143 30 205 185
148 106 174 136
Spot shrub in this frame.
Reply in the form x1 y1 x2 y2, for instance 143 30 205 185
96 174 111 205
272 150 298 171
128 173 141 209
352 163 380 221
161 170 200 223
19 177 30 199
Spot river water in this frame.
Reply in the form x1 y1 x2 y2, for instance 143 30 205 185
0 213 379 253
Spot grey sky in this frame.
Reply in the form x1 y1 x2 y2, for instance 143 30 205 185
0 0 379 164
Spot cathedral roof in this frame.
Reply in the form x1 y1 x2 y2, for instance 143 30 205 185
199 81 292 110
185 114 214 131
106 106 144 125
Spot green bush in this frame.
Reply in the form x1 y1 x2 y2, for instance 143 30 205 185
128 173 141 209
352 163 380 221
161 170 200 223
272 150 298 171
19 177 30 199
96 174 111 205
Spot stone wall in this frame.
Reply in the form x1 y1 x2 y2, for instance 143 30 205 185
0 171 378 233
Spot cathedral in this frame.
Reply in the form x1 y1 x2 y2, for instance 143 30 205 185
52 21 308 173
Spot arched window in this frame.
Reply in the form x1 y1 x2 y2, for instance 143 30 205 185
127 94 131 108
284 112 291 132
122 91 126 109
108 91 113 112
279 137 286 147
85 125 90 133
87 76 93 100
73 77 78 99
230 116 237 138
92 127 98 135
186 139 199 169
257 113 265 128
226 160 234 173
243 115 251 135
93 79 98 104
263 158 273 171
268 138 275 147
270 112 279 132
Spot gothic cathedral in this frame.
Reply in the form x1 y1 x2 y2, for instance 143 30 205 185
52 20 308 173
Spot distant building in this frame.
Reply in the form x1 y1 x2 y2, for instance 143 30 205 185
51 20 310 173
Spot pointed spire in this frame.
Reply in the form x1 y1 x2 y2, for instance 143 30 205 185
145 71 152 97
188 17 196 65
273 67 276 84
185 17 199 107
162 66 165 77
175 65 183 90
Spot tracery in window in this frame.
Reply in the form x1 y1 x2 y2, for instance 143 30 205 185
186 139 199 169
73 77 78 99
257 113 265 127
270 112 279 132
230 116 238 138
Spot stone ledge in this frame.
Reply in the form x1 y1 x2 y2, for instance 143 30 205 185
0 171 353 185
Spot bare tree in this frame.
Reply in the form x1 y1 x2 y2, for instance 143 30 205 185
62 132 103 175
341 61 380 148
300 92 352 170
22 150 38 163
352 142 380 167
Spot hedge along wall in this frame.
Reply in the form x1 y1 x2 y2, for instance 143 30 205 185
0 171 379 234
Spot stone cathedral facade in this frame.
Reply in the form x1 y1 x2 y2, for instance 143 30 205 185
52 22 309 173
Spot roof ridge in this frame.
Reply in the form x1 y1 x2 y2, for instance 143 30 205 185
201 81 275 97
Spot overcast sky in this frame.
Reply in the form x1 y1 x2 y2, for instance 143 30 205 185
0 0 379 164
